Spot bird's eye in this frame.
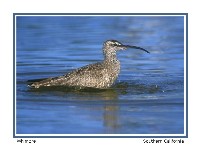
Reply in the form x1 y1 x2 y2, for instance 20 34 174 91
112 42 120 46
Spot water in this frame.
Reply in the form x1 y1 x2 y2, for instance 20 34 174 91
16 15 184 135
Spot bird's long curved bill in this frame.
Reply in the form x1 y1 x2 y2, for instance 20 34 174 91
123 45 150 53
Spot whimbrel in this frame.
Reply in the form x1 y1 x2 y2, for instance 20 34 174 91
28 40 149 89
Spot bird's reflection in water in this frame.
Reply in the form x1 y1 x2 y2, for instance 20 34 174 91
81 88 121 132
103 104 119 133
28 85 121 132
27 82 161 133
80 88 121 132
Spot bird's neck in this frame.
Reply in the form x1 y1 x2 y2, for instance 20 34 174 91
103 47 118 62
104 53 118 62
103 52 120 77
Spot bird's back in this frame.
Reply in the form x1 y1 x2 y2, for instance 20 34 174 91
29 60 120 89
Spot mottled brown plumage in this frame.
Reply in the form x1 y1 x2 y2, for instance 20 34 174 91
28 40 149 89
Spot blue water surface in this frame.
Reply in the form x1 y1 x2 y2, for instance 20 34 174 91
16 15 184 135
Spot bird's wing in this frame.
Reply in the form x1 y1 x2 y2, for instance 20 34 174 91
28 62 105 88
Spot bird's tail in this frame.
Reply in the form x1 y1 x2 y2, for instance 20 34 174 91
27 77 52 88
